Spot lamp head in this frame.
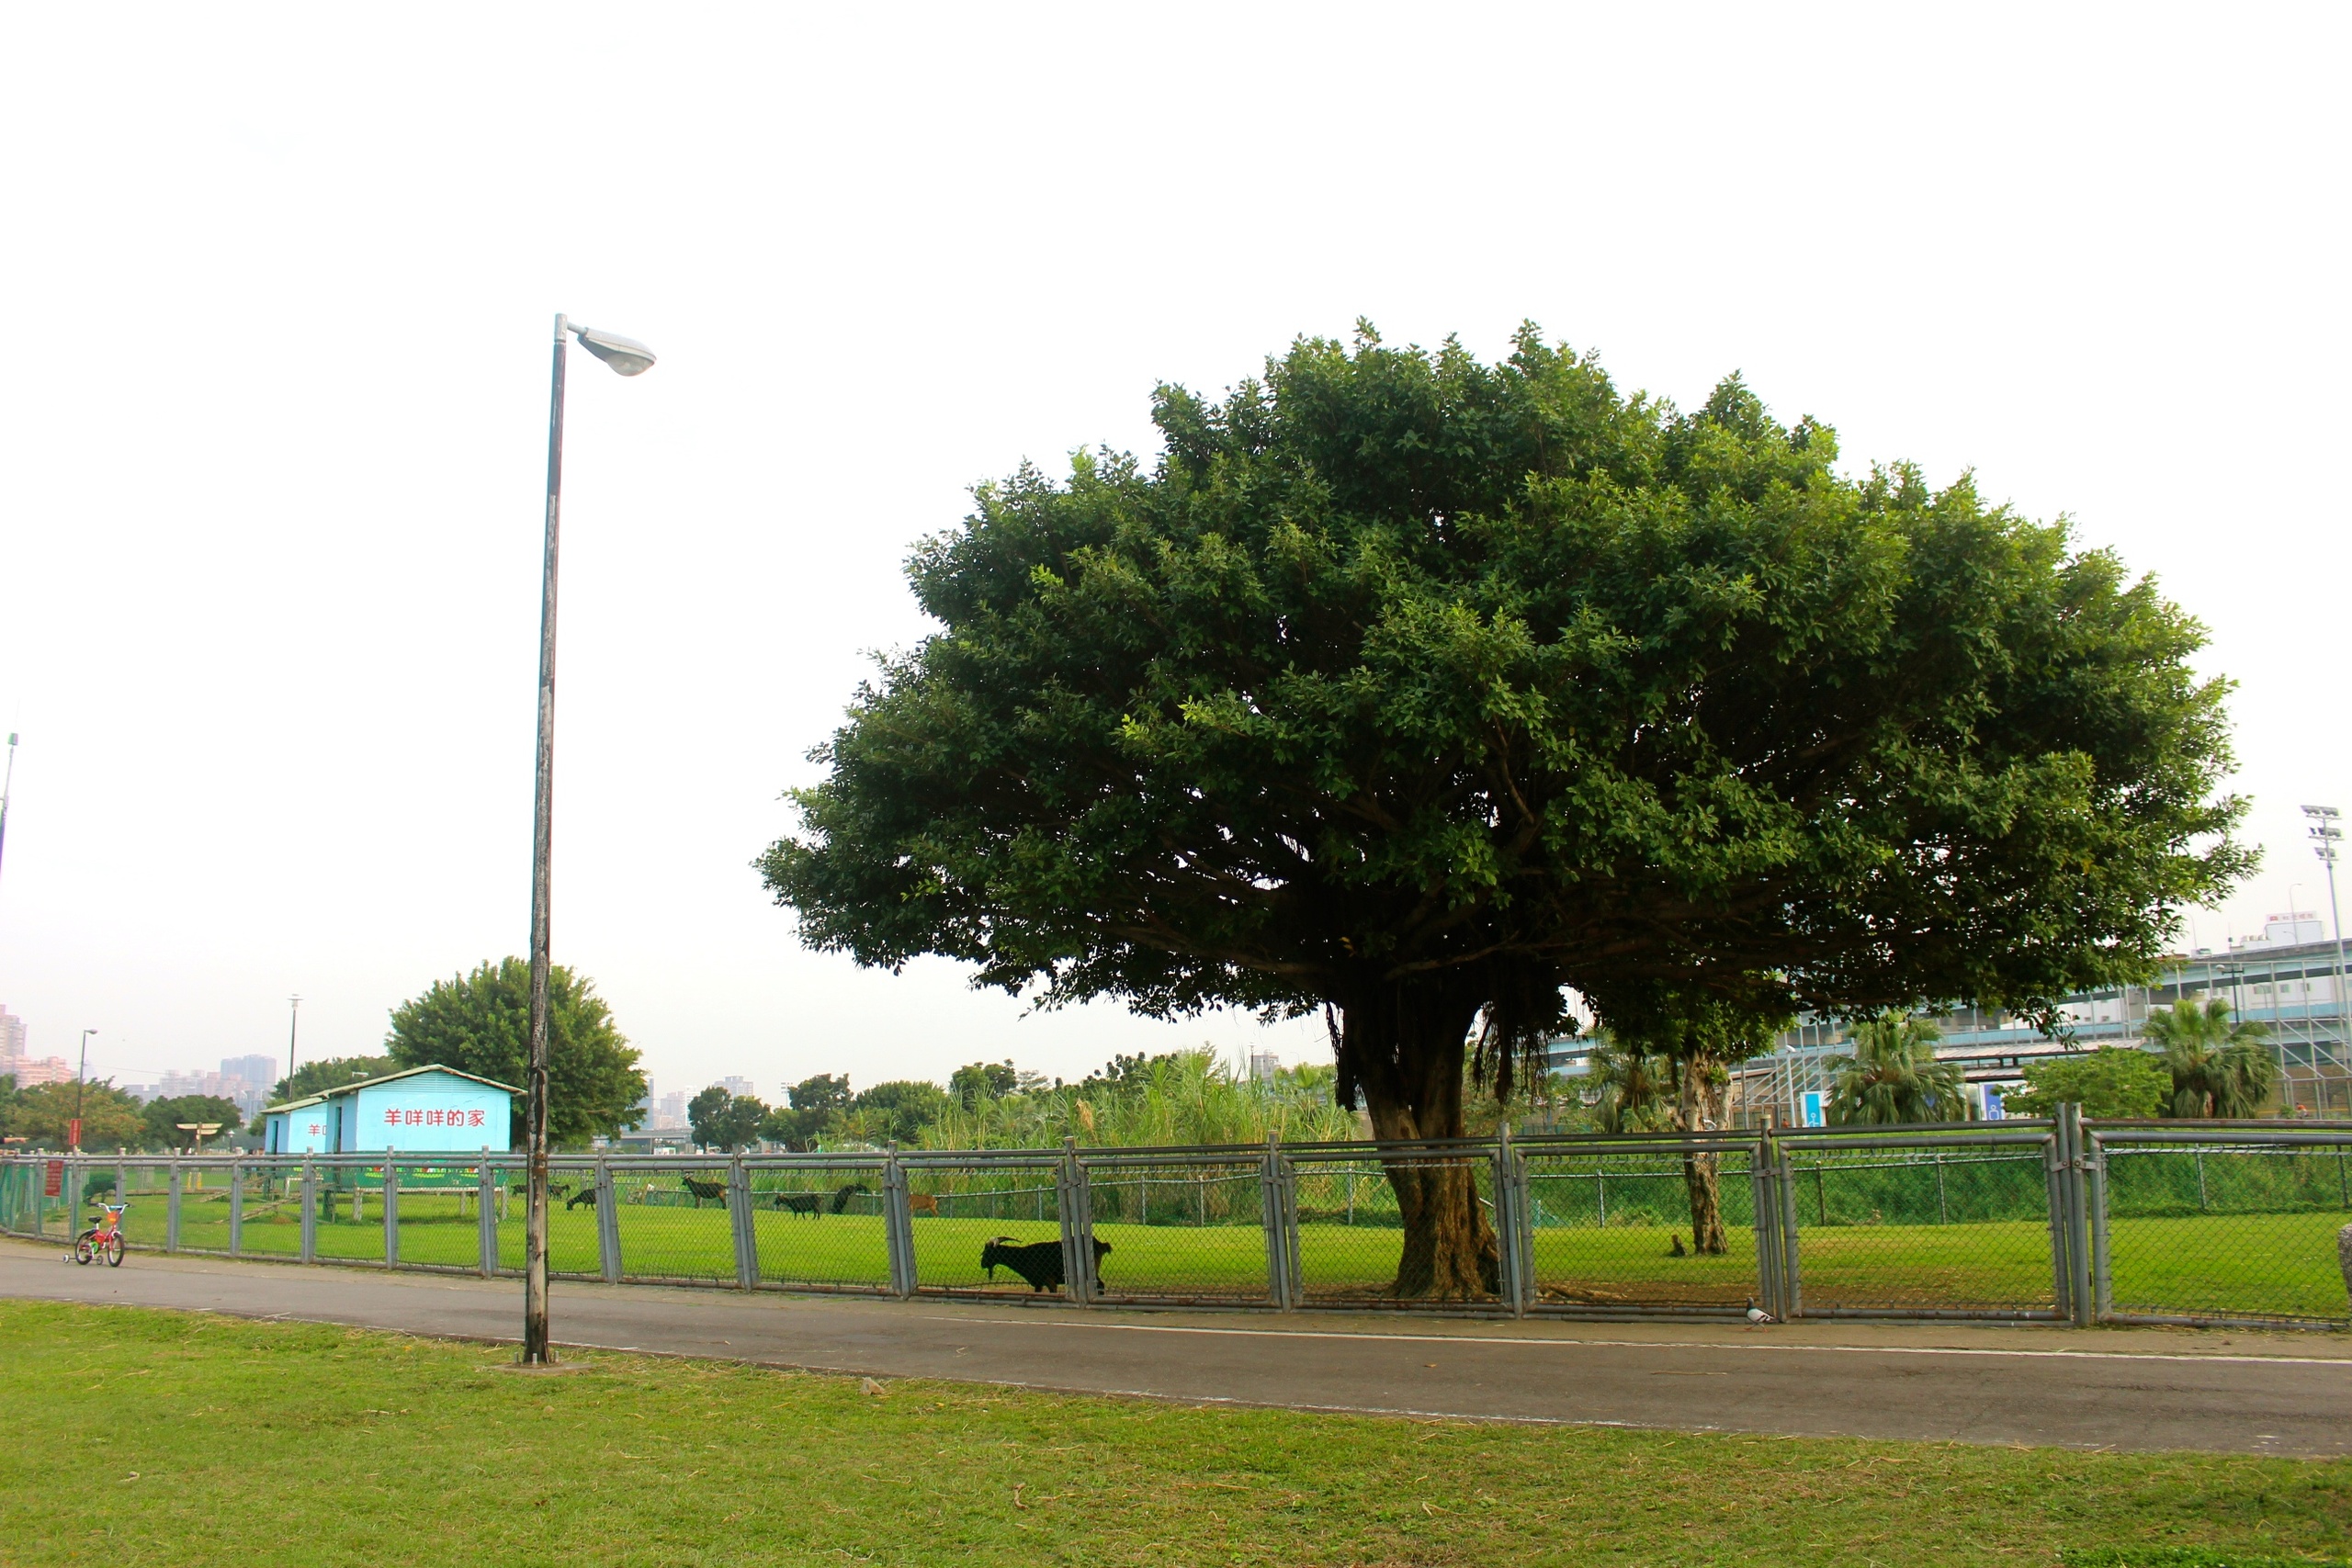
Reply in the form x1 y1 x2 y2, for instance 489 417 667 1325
571 324 657 377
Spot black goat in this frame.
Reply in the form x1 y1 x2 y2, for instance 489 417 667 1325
979 1235 1112 1293
566 1187 598 1212
771 1191 821 1217
831 1182 872 1215
678 1175 729 1208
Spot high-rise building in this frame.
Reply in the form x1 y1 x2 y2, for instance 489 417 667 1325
719 1075 755 1099
0 1004 25 1062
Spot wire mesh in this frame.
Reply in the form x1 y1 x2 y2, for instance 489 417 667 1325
1785 1139 2058 1314
2101 1140 2352 1325
228 1162 308 1258
172 1161 239 1253
385 1158 496 1271
741 1163 893 1292
603 1163 737 1284
111 1162 169 1252
903 1160 1069 1295
1080 1158 1272 1303
1291 1150 1504 1307
1521 1145 1760 1312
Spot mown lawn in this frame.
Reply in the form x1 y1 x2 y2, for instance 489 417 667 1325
1 1300 2347 1567
80 1187 2352 1322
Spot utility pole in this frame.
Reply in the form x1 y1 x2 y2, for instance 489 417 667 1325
0 732 17 896
286 995 301 1090
2304 806 2347 1116
71 1027 95 1151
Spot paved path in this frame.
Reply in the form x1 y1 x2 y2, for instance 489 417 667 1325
4 1239 2346 1456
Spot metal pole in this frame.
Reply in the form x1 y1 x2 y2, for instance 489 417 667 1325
286 996 301 1092
0 731 17 901
523 314 569 1363
72 1029 94 1151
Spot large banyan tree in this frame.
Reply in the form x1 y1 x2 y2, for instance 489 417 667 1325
760 325 2245 1298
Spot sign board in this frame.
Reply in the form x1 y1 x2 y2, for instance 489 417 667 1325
1983 1089 2007 1122
43 1159 62 1198
66 1119 81 1151
1800 1090 1826 1128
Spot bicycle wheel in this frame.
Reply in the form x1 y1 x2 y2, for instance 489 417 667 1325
73 1235 93 1266
103 1235 124 1267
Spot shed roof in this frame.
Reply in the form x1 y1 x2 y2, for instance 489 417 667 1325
265 1064 520 1113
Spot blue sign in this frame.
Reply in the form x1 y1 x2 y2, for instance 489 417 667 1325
1800 1090 1826 1128
1983 1088 2007 1122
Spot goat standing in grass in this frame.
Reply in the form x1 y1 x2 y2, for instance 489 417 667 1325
979 1235 1111 1292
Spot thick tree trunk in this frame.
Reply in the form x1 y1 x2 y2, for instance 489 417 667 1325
1676 1053 1730 1256
1337 984 1498 1300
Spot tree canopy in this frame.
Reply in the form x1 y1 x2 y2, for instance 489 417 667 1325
689 1086 769 1151
2143 998 2276 1118
141 1094 243 1151
5 1080 142 1150
2006 1046 2170 1120
763 325 2245 1293
385 958 647 1148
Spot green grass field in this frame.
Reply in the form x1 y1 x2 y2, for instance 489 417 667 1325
40 1183 2352 1323
3 1300 2347 1567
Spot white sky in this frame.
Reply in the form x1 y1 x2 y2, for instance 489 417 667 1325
1 5 2344 1100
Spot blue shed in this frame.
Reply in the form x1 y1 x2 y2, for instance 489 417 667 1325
262 1066 517 1155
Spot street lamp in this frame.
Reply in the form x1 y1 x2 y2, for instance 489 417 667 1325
2303 805 2348 1116
522 313 657 1367
71 1028 95 1152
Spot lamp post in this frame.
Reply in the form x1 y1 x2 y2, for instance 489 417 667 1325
522 313 656 1367
71 1028 95 1151
285 994 301 1089
2303 806 2348 1116
0 731 18 893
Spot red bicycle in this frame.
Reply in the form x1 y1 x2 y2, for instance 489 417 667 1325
73 1201 126 1267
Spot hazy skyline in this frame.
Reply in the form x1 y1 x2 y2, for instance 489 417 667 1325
2 6 2345 1100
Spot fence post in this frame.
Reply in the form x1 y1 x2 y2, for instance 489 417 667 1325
2060 1104 2093 1327
2043 1119 2074 1321
1493 1127 1528 1317
882 1154 915 1297
595 1156 621 1284
1749 1137 1780 1318
383 1160 401 1269
728 1157 756 1290
1069 1150 1099 1303
166 1160 183 1253
1778 1143 1804 1319
1260 1134 1298 1310
2086 1127 2112 1321
228 1159 243 1256
300 1159 318 1265
477 1155 497 1278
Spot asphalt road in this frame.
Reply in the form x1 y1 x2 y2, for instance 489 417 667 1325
4 1238 2346 1457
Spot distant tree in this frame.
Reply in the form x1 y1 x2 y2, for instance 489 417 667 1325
5 1080 144 1150
385 958 647 1148
1826 1015 1966 1125
689 1088 769 1151
1582 1036 1675 1134
842 1080 952 1145
950 1060 1020 1110
248 1056 395 1134
2006 1047 2170 1120
2143 998 2276 1118
141 1094 244 1152
788 1074 854 1117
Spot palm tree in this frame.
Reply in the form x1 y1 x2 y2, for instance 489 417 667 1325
1582 1034 1676 1134
1826 1014 1965 1125
2142 998 2276 1119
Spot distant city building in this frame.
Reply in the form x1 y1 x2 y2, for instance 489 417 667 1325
718 1075 755 1099
0 1004 24 1060
655 1090 688 1128
1248 1051 1280 1082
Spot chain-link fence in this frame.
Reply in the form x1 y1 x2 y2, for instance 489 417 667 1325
1519 1139 1761 1314
2094 1127 2352 1327
5 1114 2347 1329
1767 1130 2065 1318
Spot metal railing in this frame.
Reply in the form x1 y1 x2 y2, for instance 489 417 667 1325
4 1108 2346 1329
